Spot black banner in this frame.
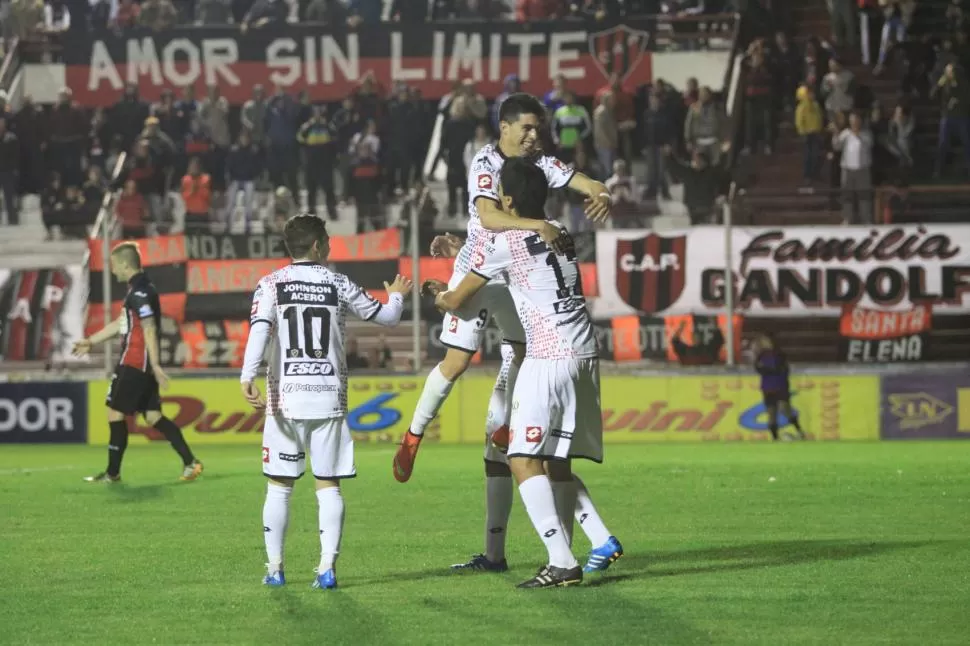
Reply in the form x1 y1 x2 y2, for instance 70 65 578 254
62 20 659 106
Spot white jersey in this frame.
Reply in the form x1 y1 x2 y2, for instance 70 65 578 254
245 261 386 419
472 228 597 360
454 144 575 279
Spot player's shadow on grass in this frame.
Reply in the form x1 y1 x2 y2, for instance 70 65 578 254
631 539 932 577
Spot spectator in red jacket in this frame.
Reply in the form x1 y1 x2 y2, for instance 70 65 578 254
516 0 561 21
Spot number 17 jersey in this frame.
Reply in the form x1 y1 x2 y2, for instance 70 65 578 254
472 229 597 360
250 261 383 419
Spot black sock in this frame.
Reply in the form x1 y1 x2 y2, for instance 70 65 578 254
154 416 195 466
790 414 804 434
769 423 779 440
107 420 129 476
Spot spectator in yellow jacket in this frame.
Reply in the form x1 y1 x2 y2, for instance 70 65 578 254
796 85 825 182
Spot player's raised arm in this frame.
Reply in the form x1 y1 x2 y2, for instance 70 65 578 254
477 197 568 253
433 235 513 313
566 171 612 223
343 274 413 326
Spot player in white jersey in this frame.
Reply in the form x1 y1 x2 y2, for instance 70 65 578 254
432 158 619 588
392 93 612 572
240 214 412 590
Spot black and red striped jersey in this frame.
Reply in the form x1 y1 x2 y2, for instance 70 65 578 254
118 272 161 372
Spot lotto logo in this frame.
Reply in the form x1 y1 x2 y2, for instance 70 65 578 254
262 446 270 463
552 158 568 172
472 251 486 268
525 426 542 443
477 174 493 190
448 316 459 333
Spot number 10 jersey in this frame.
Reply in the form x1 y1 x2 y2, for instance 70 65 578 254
248 261 384 419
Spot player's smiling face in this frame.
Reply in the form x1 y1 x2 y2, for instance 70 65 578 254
504 113 541 157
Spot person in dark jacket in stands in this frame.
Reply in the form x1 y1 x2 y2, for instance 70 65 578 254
664 146 726 224
332 96 362 202
349 119 383 232
47 88 88 188
933 63 970 178
265 84 300 196
0 116 19 226
439 95 476 217
385 85 418 197
41 172 66 240
225 130 264 229
123 138 167 231
112 83 150 152
81 166 107 221
14 96 47 196
241 0 287 31
744 45 775 155
297 104 338 219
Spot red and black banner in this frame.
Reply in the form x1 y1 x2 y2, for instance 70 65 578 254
0 268 76 362
839 305 932 363
62 20 657 106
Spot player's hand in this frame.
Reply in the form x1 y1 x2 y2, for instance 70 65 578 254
241 381 265 410
538 221 571 255
385 274 413 295
153 366 170 391
584 193 611 223
72 339 92 357
430 233 464 258
421 279 447 298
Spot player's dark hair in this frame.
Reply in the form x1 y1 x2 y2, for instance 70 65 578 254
500 158 548 220
110 242 142 269
283 213 329 258
498 92 546 125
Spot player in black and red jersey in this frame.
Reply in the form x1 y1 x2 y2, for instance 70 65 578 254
73 242 203 483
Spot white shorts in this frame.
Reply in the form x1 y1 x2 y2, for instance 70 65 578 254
262 414 356 480
508 357 603 463
439 272 525 353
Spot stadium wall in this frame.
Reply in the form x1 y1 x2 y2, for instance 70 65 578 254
4 368 967 445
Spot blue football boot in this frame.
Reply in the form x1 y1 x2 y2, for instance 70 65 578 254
312 569 337 590
582 536 624 573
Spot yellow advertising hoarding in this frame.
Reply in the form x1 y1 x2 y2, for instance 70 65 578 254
456 375 881 443
86 377 461 445
87 374 880 445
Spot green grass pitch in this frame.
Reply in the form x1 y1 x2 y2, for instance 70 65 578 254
1 442 969 646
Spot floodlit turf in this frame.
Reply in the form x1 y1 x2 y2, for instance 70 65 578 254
1 442 969 646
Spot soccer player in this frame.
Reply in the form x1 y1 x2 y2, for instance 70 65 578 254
392 93 612 571
73 242 203 483
754 333 805 441
240 214 412 589
432 158 616 588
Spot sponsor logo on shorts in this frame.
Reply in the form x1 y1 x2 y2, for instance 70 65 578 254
525 426 542 443
282 383 339 393
278 451 305 462
551 430 573 440
262 446 270 463
283 360 335 376
448 315 459 334
477 174 493 190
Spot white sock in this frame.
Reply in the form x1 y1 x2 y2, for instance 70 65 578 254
263 482 292 570
409 365 455 436
484 476 513 562
316 487 345 572
518 475 578 569
574 476 611 547
551 479 578 547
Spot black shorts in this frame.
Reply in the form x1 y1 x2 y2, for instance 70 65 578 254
106 366 161 416
763 391 791 407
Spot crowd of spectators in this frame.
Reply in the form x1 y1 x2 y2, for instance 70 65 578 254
0 0 736 37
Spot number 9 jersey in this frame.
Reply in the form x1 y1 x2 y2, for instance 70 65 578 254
243 261 400 419
471 228 597 360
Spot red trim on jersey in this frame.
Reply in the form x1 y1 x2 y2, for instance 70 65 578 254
120 312 148 370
